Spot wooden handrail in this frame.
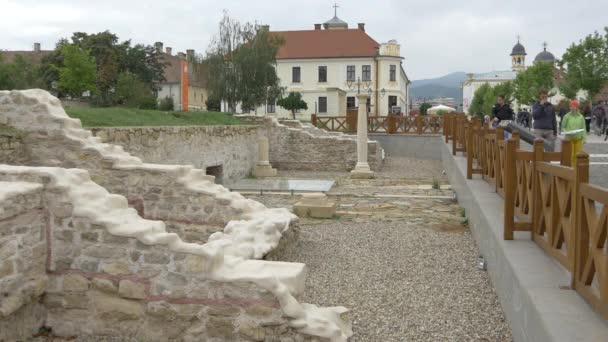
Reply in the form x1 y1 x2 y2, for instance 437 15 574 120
574 155 608 320
449 116 608 321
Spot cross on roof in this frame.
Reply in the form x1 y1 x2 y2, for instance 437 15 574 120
517 34 521 42
543 41 548 51
333 1 339 17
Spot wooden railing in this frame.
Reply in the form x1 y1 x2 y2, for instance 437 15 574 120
575 179 608 319
446 115 608 321
310 113 445 135
312 116 350 132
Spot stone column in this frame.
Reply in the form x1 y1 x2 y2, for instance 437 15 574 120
253 136 277 177
258 136 271 166
350 94 374 179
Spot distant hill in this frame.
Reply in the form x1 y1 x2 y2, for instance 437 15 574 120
411 72 467 104
411 72 467 88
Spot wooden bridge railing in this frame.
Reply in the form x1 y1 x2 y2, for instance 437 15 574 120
575 176 608 319
310 113 445 135
447 115 608 321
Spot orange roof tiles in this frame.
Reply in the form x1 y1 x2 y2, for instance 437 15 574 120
271 29 380 59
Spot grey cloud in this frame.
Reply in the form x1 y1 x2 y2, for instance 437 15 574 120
1 0 606 79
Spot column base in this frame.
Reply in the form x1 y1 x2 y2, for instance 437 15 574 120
293 193 336 218
350 165 374 179
253 164 277 178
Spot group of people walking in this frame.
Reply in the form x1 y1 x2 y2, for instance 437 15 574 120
486 89 603 166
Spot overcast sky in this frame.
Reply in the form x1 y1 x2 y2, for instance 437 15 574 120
1 0 606 80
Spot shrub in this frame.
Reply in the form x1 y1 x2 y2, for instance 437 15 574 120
158 96 174 111
205 97 221 112
139 96 158 110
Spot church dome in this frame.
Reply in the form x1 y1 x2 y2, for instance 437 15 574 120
510 41 527 56
534 44 556 63
324 16 348 28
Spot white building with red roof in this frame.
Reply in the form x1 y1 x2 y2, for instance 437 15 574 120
238 10 410 118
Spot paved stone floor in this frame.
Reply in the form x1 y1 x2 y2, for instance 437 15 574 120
250 157 513 341
585 142 608 188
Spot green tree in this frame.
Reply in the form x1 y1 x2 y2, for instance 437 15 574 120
71 31 120 105
0 53 45 90
115 71 155 108
205 11 284 112
0 53 10 89
469 83 491 118
118 43 166 87
419 102 431 115
277 92 307 119
39 39 69 94
513 62 554 105
57 45 97 98
559 28 608 99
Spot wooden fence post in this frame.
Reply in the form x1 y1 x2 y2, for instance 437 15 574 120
504 137 518 240
531 139 545 241
467 122 473 179
561 139 573 167
311 114 317 127
388 115 397 134
452 115 458 155
512 130 520 149
444 114 450 142
495 127 505 192
572 151 590 288
417 115 423 135
346 110 357 133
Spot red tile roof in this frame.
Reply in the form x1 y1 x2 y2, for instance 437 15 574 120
1 50 52 64
271 29 380 59
157 53 207 87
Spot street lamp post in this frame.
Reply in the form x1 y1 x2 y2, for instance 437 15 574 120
346 78 383 179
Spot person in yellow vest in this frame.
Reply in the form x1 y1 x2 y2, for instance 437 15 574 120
561 100 587 166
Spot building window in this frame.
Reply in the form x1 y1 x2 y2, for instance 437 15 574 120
388 95 397 112
362 65 371 81
267 101 276 113
318 66 327 83
347 65 355 82
292 67 301 83
390 65 396 82
318 97 328 113
347 96 356 109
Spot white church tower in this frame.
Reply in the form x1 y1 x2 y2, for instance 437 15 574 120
511 38 527 72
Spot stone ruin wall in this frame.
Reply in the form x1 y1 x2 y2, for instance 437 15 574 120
89 125 263 184
0 125 28 165
0 90 352 341
88 118 384 180
267 120 383 172
0 181 47 341
0 169 328 341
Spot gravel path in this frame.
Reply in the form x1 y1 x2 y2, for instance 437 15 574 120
287 220 511 342
259 157 513 341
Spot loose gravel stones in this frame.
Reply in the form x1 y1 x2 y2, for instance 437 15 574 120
256 156 513 341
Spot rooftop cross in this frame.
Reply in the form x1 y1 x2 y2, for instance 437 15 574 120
333 1 339 17
517 34 521 42
543 41 548 51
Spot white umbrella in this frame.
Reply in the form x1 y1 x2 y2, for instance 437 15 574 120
427 105 456 114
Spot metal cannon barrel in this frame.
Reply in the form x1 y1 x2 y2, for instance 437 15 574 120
506 122 555 151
